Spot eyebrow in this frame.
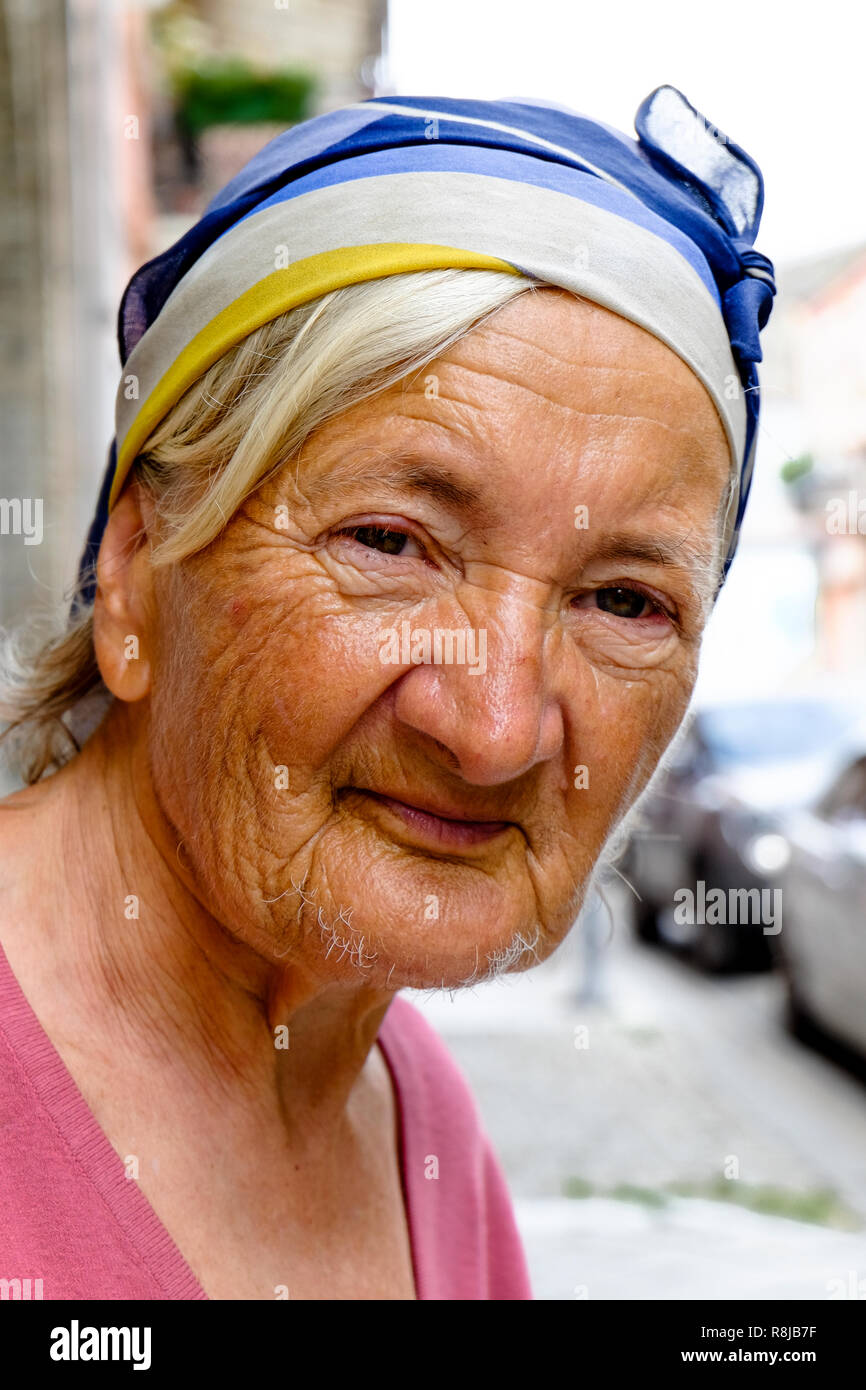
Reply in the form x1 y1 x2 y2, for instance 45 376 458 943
585 530 717 603
587 532 704 570
300 451 492 523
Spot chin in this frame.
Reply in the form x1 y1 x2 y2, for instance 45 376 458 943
291 895 560 994
256 836 572 992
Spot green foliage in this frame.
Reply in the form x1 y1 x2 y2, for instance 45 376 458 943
564 1169 863 1229
173 57 316 134
668 1176 861 1230
780 453 814 485
610 1182 668 1208
563 1176 596 1199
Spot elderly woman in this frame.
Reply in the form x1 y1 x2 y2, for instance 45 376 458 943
0 87 773 1300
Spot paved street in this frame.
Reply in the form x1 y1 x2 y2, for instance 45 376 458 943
406 887 866 1300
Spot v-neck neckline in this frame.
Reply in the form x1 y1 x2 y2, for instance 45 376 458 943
0 939 420 1300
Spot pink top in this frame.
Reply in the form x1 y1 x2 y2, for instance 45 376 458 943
0 942 532 1300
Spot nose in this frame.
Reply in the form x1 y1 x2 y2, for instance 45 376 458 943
391 582 567 787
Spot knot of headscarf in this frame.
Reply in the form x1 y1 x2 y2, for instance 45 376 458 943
724 247 776 364
75 84 775 609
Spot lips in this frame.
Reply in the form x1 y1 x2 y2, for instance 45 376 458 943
343 787 513 849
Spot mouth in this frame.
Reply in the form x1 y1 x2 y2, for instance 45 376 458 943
342 787 515 850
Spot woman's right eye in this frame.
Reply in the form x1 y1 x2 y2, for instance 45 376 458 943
335 524 425 559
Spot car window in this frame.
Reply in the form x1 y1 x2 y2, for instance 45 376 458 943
700 701 851 768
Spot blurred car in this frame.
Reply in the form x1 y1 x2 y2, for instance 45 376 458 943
622 696 861 973
774 750 866 1061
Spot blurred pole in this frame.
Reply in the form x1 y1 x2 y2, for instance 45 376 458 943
64 0 151 590
1 0 73 622
575 883 610 1004
0 0 150 633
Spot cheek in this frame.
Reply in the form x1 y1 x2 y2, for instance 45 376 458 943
565 660 697 845
167 569 402 790
253 611 399 776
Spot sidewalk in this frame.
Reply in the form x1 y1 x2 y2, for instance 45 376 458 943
516 1196 866 1300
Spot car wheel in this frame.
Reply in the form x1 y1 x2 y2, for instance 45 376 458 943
784 975 825 1047
692 917 739 974
632 894 660 944
775 937 822 1042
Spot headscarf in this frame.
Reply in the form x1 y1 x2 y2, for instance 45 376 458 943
75 84 775 606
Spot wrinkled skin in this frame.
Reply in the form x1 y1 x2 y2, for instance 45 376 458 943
0 288 732 1297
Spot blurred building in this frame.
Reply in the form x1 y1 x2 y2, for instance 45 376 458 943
768 244 866 676
0 0 387 633
201 0 388 115
149 0 388 216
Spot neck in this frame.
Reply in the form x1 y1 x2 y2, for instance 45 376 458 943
1 702 394 1127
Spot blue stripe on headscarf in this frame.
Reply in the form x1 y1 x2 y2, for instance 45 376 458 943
222 142 723 307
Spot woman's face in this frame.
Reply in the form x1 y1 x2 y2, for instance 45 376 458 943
140 288 732 991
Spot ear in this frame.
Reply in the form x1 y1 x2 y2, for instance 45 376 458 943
92 482 155 702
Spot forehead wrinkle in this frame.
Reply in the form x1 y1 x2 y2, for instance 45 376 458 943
436 323 730 469
454 313 705 386
458 319 684 378
424 360 722 450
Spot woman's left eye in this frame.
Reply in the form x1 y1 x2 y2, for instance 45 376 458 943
335 524 424 559
575 586 665 620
